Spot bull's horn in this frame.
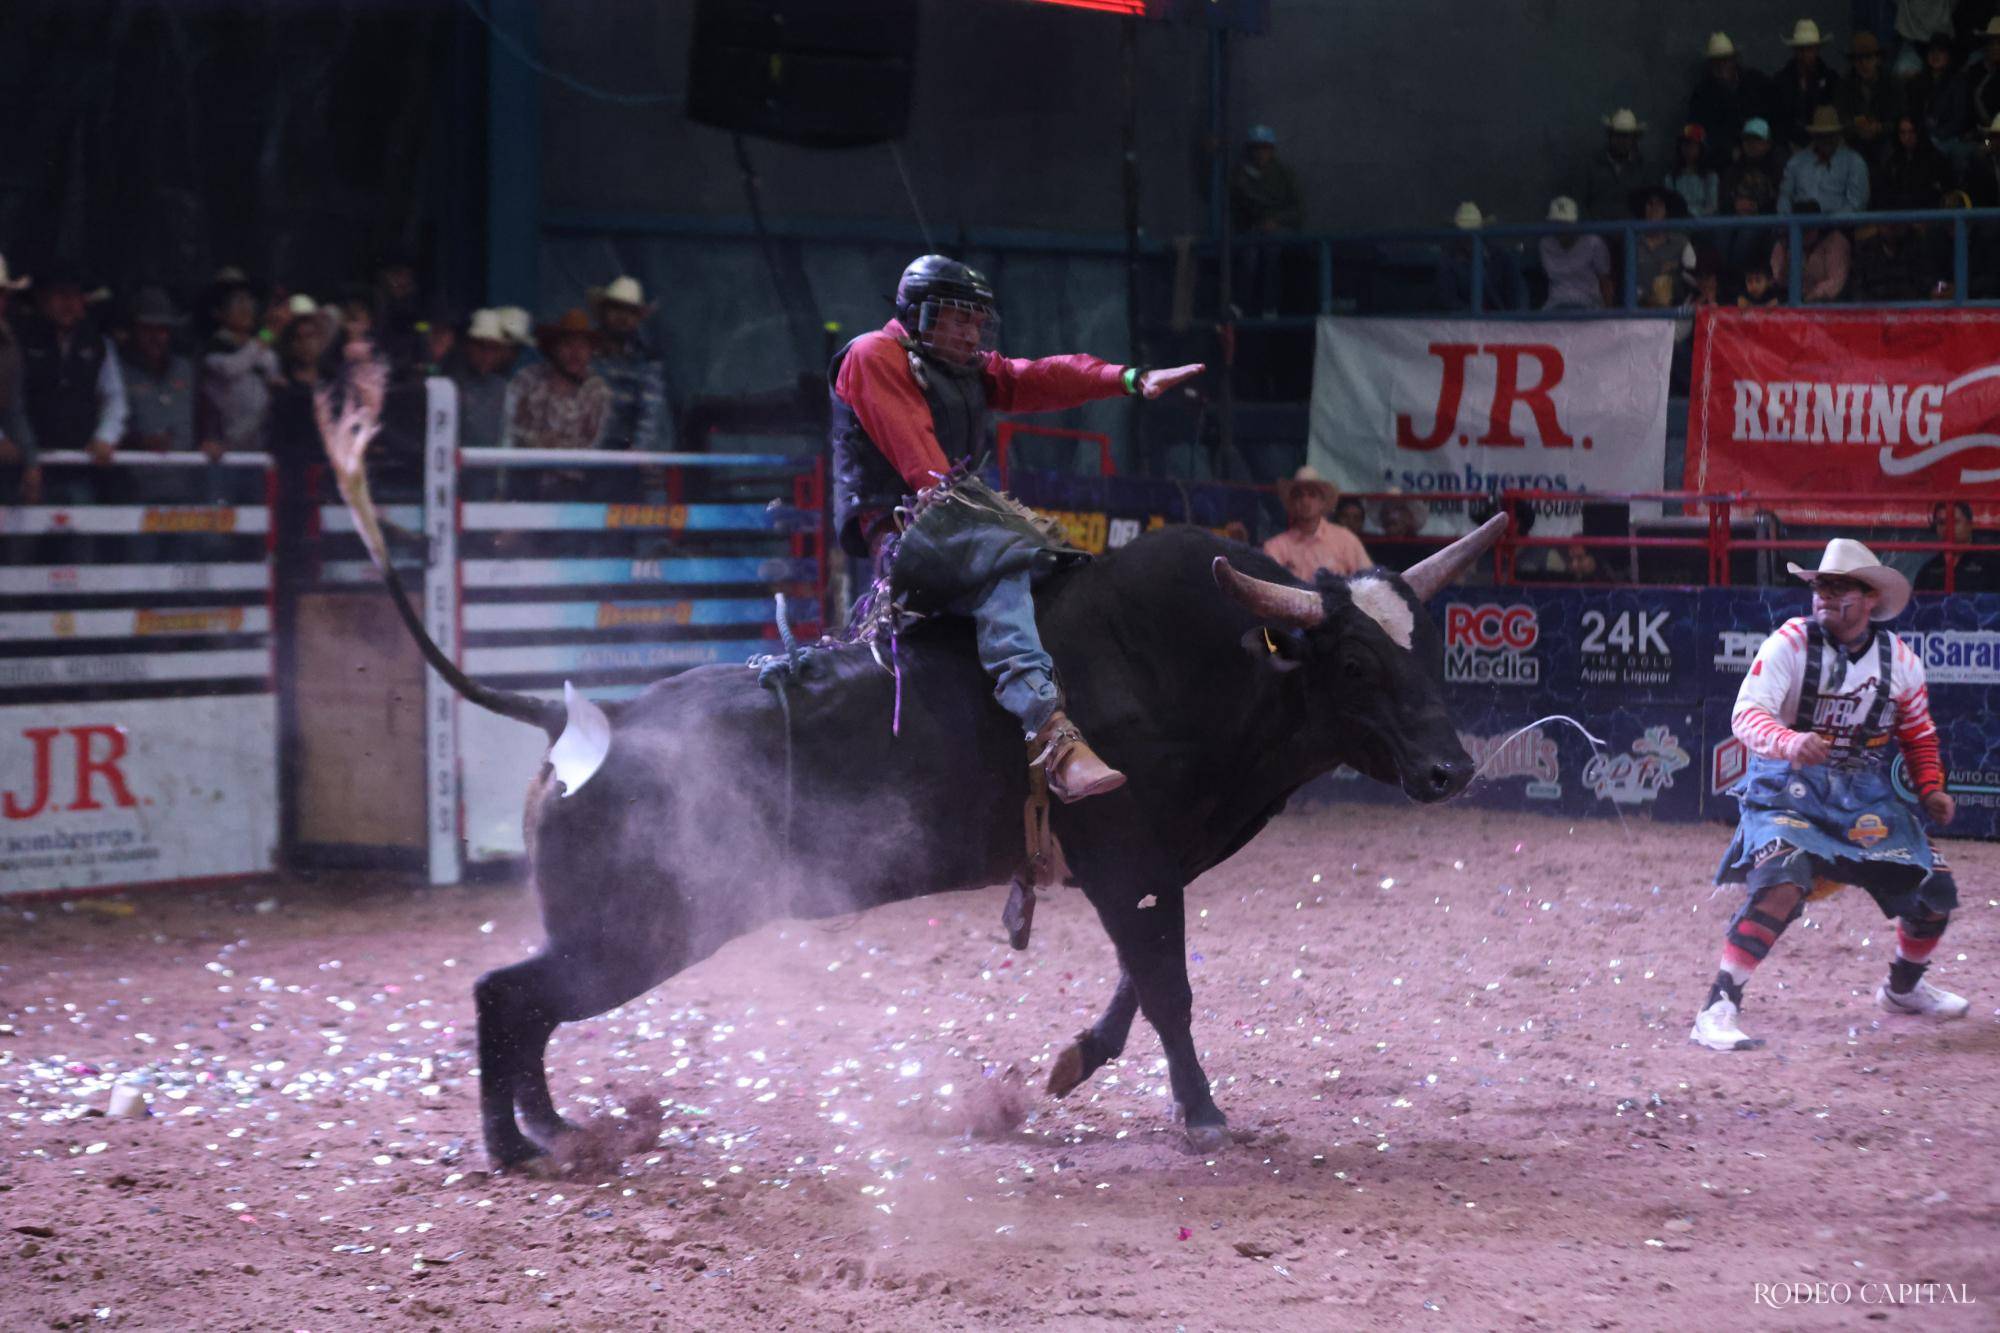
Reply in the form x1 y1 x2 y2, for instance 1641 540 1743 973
1402 513 1510 603
1212 557 1325 628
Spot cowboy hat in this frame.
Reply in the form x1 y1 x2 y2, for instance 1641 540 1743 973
129 286 185 327
1803 104 1844 136
587 275 653 310
535 308 596 348
1783 19 1828 47
1786 538 1911 620
1452 201 1486 230
466 308 510 343
1982 17 2000 38
1602 108 1646 133
1276 465 1338 504
1848 30 1882 56
1705 31 1736 58
494 306 534 345
1547 195 1580 223
286 293 320 318
0 252 28 292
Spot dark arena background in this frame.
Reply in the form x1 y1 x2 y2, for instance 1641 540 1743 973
4 1 2000 1328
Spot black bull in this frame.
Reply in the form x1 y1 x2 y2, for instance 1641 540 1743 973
378 516 1505 1168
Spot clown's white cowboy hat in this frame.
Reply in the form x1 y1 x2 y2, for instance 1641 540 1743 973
1786 538 1911 620
1602 108 1646 133
588 275 654 311
1276 465 1338 504
0 252 28 293
1783 19 1828 46
1706 31 1736 58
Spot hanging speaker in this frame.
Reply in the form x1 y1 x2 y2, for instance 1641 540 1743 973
686 0 920 148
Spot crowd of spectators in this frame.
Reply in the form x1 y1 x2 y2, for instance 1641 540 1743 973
1441 12 2000 311
0 251 672 507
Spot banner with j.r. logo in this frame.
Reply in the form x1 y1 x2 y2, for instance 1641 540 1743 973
1307 317 1673 536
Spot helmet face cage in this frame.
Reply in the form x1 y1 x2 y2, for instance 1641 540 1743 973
912 295 1000 367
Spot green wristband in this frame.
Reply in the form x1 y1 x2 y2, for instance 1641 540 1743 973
1122 366 1141 395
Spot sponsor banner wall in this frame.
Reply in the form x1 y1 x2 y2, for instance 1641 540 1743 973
1005 469 1268 554
0 695 278 896
1687 308 2000 523
1308 317 1673 535
1432 587 1701 699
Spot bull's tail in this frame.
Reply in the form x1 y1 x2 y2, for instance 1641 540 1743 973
315 361 563 740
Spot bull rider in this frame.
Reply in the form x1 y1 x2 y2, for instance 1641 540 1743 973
829 254 1201 801
1691 540 1971 1051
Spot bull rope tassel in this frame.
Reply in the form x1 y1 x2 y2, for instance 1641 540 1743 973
890 623 904 736
771 594 798 856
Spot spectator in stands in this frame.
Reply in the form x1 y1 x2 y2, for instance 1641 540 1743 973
1971 19 2000 133
370 247 423 373
1905 30 1971 151
117 287 210 511
1779 105 1871 211
1914 500 1998 590
1876 114 1956 207
199 273 278 457
1539 196 1612 309
1585 108 1650 221
1721 117 1787 213
1835 31 1907 162
415 301 459 378
495 307 535 364
589 276 668 452
1552 540 1610 582
1435 202 1528 311
1690 33 1767 164
453 309 520 451
1967 116 2000 293
1332 494 1367 536
1852 220 1939 297
502 309 609 453
1667 124 1721 215
1720 179 1777 280
262 295 331 473
1736 261 1783 305
19 261 126 470
1772 200 1854 299
0 254 36 504
1770 20 1841 149
1631 186 1694 307
1230 125 1304 317
1261 466 1370 580
1892 2 1954 74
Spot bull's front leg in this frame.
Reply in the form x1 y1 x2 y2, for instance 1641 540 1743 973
1046 970 1137 1098
1084 885 1227 1151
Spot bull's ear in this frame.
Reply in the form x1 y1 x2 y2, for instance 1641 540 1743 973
1241 625 1306 673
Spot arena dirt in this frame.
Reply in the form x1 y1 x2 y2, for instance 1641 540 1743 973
2 803 1995 1331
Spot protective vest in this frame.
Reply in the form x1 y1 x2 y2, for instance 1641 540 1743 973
1791 621 1896 768
827 333 989 557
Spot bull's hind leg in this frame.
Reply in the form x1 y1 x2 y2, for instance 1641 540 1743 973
1046 971 1138 1098
474 944 671 1167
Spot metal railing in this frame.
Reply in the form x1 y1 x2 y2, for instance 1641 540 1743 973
1216 205 2000 322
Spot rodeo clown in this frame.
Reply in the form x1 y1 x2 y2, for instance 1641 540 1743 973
1691 539 1969 1052
830 254 1200 800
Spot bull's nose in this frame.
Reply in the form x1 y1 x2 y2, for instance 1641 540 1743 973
1426 761 1466 799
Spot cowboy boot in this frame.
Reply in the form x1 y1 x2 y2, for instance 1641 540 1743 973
1030 709 1126 803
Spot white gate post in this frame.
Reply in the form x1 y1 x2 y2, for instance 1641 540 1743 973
422 378 462 886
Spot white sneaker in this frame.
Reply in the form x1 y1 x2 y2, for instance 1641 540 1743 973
1689 997 1763 1051
1876 979 1970 1019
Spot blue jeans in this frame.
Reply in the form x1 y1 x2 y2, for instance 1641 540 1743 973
949 568 1059 738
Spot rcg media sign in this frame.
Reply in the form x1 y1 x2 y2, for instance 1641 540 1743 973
1443 601 1541 686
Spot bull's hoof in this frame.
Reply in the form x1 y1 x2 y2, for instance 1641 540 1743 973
524 1114 580 1146
488 1136 550 1172
1045 1039 1090 1099
1182 1122 1230 1155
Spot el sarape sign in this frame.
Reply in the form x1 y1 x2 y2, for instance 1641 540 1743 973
1308 317 1672 535
0 696 278 896
1687 309 2000 522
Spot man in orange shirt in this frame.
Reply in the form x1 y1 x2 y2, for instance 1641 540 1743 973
1262 466 1372 580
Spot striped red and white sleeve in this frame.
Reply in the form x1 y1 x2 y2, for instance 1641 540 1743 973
1890 637 1945 798
1732 618 1813 762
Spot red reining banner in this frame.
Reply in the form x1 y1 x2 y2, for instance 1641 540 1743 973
1686 308 2000 523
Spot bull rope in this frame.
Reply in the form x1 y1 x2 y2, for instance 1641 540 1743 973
1464 712 1640 848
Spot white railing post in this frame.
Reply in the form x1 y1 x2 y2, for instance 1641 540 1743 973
423 378 462 886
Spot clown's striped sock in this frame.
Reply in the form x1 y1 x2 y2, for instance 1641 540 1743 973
1888 912 1950 995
